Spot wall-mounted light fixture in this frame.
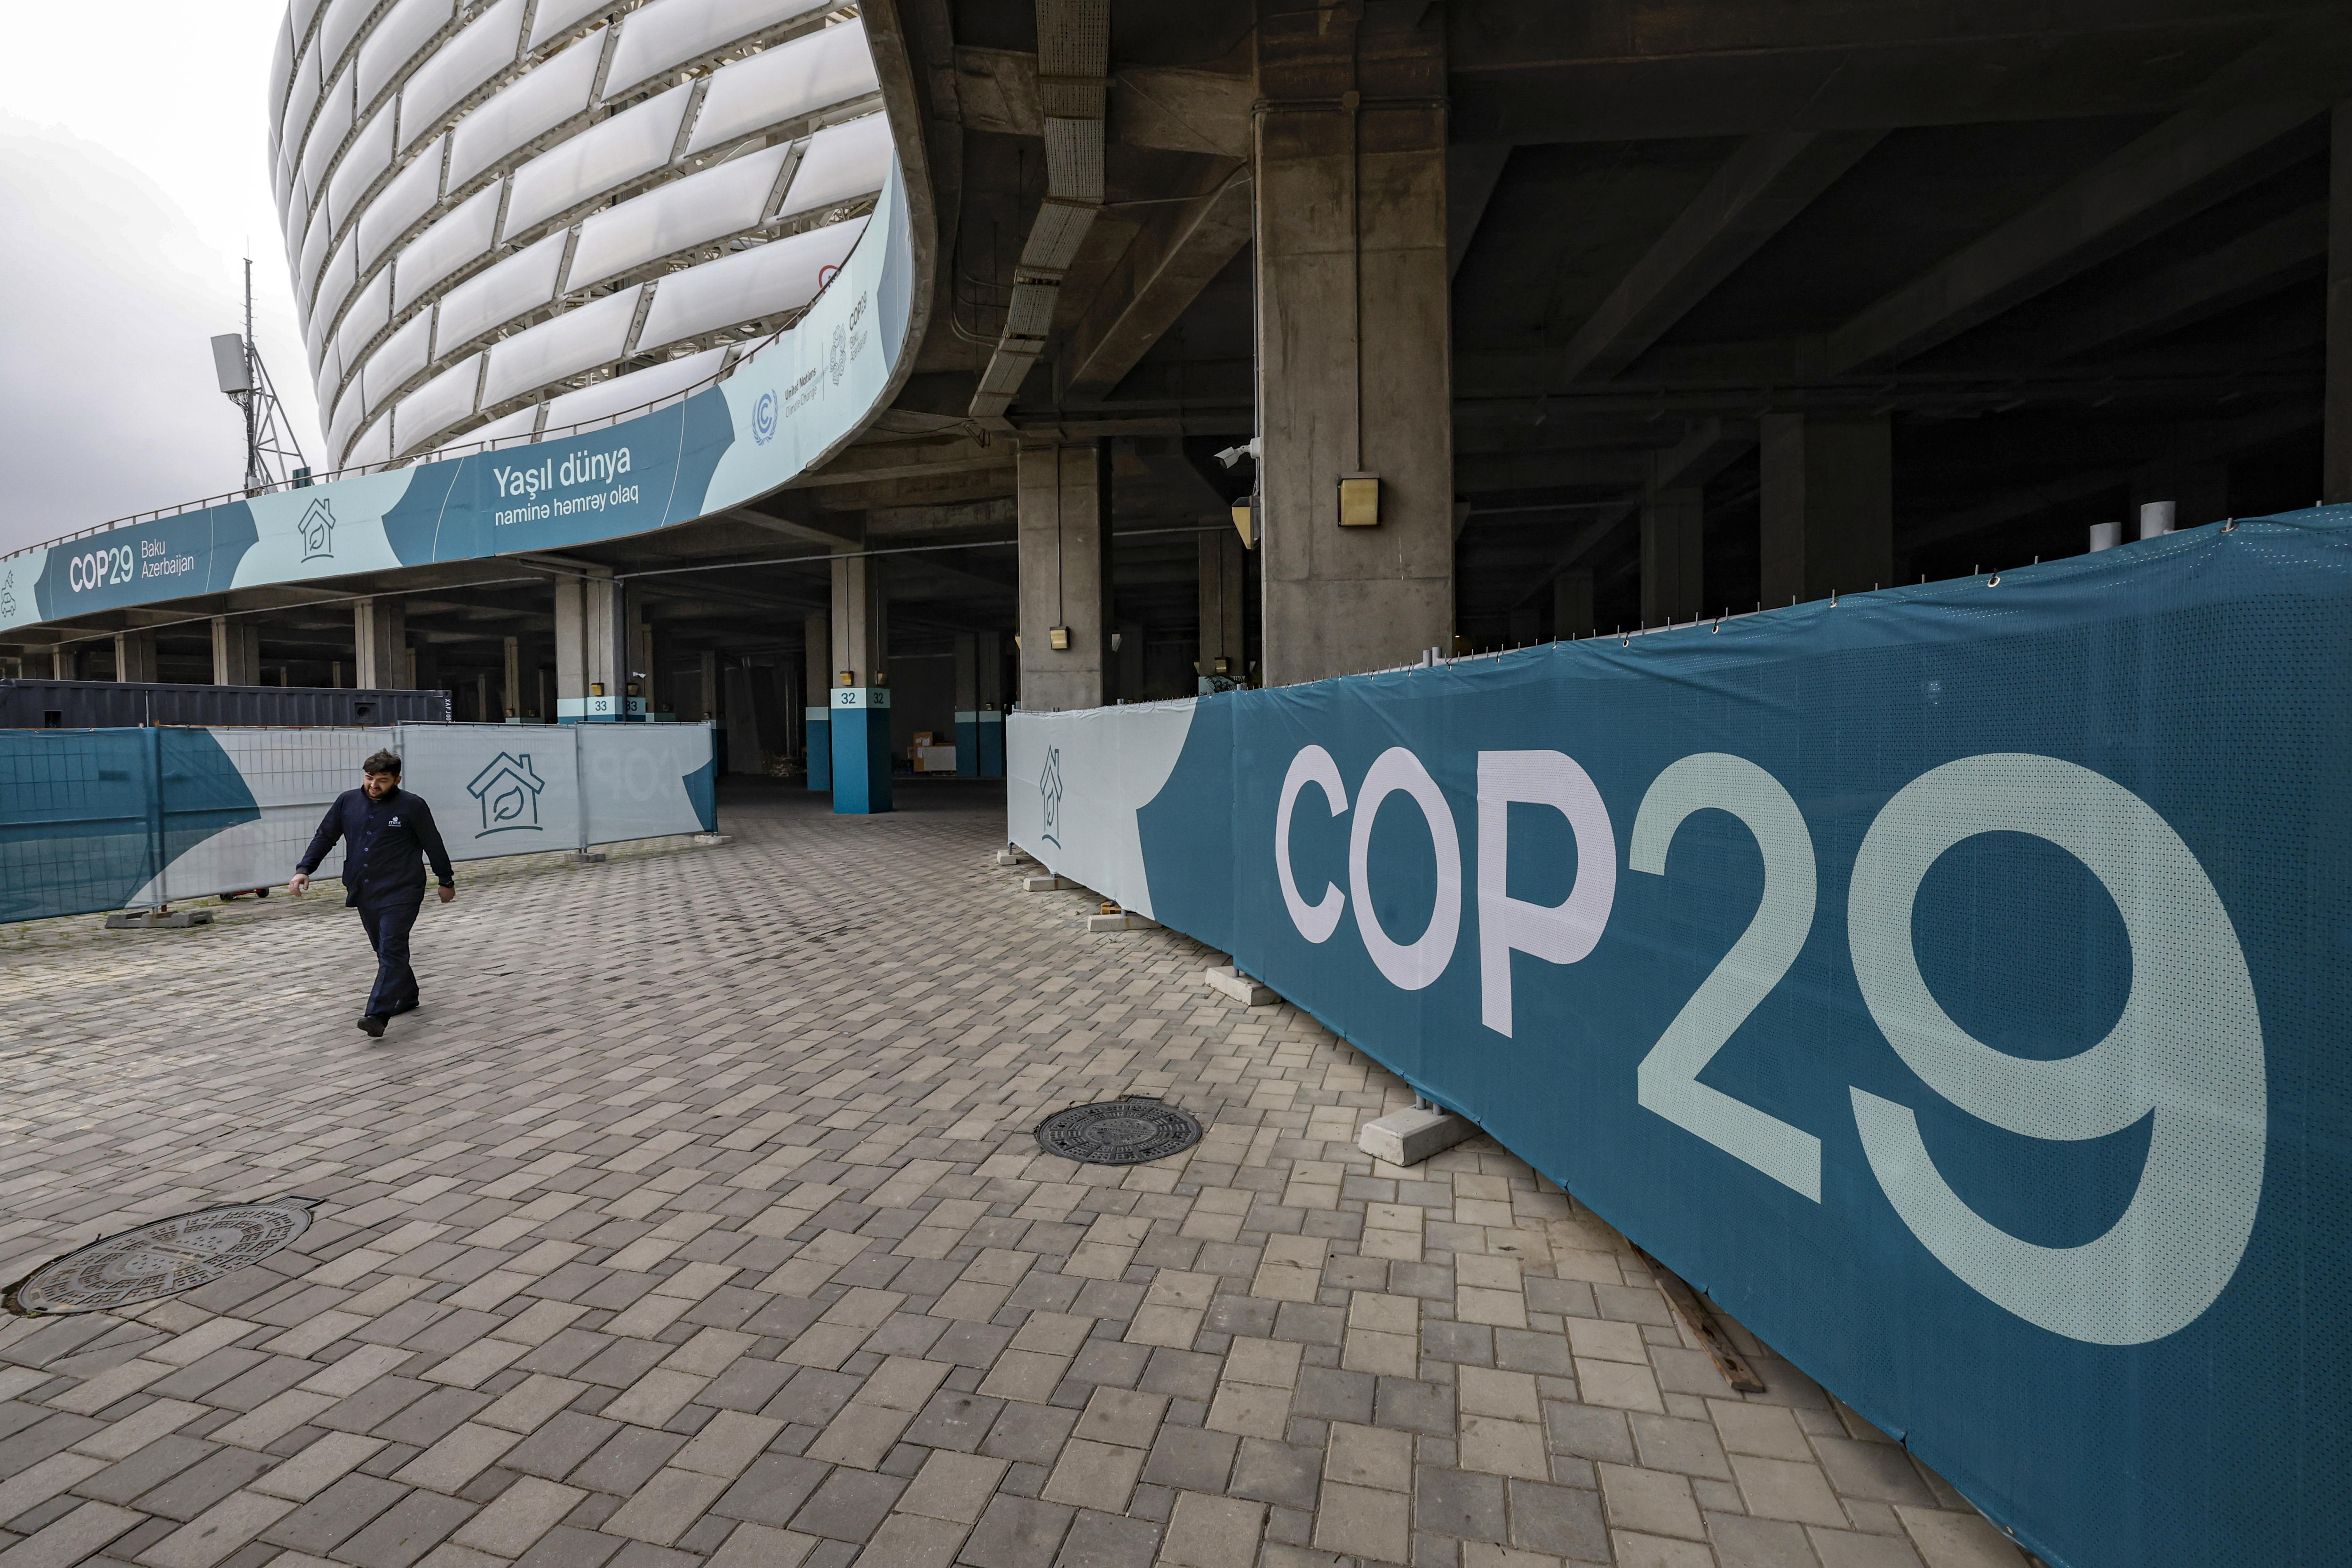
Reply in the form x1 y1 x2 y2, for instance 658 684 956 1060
838 670 855 686
1049 627 1072 651
1338 474 1381 527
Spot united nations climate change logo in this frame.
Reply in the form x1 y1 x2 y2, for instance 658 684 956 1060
0 568 15 621
1039 747 1065 847
753 390 778 446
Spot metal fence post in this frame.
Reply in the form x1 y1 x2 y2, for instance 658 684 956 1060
147 724 167 909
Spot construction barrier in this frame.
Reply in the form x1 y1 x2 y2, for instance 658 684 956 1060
0 722 715 923
1008 505 2352 1568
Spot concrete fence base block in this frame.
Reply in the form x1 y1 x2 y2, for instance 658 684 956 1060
694 833 731 846
1024 875 1073 892
575 850 608 864
1204 966 1277 1006
995 848 1034 867
104 909 214 930
1358 1106 1476 1167
1087 912 1158 932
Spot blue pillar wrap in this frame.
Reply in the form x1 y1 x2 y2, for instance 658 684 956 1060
805 708 832 790
978 710 1005 777
954 711 980 777
829 688 892 813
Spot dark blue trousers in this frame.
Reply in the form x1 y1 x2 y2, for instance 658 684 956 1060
357 899 423 1021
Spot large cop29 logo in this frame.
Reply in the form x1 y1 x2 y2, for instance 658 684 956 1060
1275 743 2265 1346
752 390 779 446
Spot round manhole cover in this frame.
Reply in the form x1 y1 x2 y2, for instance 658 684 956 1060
4 1199 318 1317
1037 1098 1203 1165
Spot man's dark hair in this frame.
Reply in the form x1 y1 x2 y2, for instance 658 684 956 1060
363 749 403 777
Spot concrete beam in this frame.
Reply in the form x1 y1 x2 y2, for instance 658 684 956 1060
1447 144 1513 279
2029 202 2328 364
1901 403 2322 549
1651 418 1759 491
797 434 1005 487
1059 175 1254 403
1823 18 2352 374
1562 130 1882 383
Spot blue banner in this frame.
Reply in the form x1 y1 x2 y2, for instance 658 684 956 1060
1011 506 2352 1568
0 160 914 637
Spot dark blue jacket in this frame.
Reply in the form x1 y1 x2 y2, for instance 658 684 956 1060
298 786 454 908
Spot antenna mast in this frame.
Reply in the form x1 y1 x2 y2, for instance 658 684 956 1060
210 260 309 494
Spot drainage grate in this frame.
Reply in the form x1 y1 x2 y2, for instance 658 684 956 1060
3 1199 318 1317
1036 1098 1203 1165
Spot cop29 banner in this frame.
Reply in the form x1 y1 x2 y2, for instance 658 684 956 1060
1008 507 2352 1568
0 159 913 637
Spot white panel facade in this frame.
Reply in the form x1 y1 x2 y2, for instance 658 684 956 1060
285 0 888 467
777 112 891 218
687 20 875 155
565 141 790 291
358 132 444 268
637 215 864 351
391 181 501 310
326 103 395 232
445 37 600 190
502 84 691 238
527 0 616 51
318 0 376 74
398 0 524 147
357 0 454 110
336 272 394 375
434 229 569 354
605 0 822 99
317 229 362 328
364 310 433 412
300 64 356 202
544 345 731 431
481 288 641 407
394 353 484 453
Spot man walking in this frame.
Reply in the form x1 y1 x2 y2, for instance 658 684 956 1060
290 749 455 1038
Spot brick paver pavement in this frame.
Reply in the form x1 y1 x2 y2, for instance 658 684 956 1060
0 780 2031 1568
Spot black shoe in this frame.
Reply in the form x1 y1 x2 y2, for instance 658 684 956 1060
357 1015 387 1038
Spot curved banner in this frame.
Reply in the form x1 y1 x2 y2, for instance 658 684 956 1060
0 159 914 637
1009 507 2352 1568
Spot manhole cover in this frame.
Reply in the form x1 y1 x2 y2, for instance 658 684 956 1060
4 1199 318 1317
1037 1098 1203 1165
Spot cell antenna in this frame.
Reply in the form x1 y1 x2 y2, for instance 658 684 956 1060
211 258 308 494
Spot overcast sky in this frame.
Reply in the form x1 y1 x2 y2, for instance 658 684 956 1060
0 0 321 557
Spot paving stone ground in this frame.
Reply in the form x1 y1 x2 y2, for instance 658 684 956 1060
0 779 2034 1568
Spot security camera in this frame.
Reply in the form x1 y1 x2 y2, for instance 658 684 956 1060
1214 437 1261 470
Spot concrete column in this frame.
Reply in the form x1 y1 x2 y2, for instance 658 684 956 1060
954 632 981 777
1198 530 1247 686
694 650 718 725
353 598 404 689
1641 470 1705 627
113 628 158 682
976 630 1004 777
552 572 621 719
1760 413 1892 606
502 636 522 719
1254 2 1452 685
1554 570 1595 640
828 551 889 812
408 641 436 696
803 613 831 789
2328 99 2352 504
52 645 79 679
211 618 260 685
1017 442 1111 711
